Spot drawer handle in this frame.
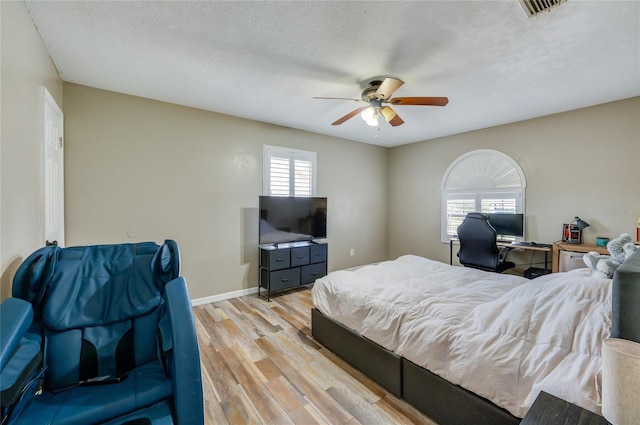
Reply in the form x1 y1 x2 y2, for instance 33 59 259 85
275 259 284 262
281 278 290 283
310 272 318 276
296 255 304 259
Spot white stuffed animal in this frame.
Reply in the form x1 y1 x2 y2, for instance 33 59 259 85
583 233 638 278
623 241 638 260
606 233 633 264
594 257 622 279
582 252 609 270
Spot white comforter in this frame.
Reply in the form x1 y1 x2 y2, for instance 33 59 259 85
311 255 611 418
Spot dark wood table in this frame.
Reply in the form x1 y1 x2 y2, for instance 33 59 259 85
520 391 610 425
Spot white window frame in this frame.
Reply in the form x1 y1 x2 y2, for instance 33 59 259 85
441 149 526 242
263 145 317 197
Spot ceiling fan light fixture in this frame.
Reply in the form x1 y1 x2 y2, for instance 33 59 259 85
360 106 375 121
365 113 379 127
361 106 379 126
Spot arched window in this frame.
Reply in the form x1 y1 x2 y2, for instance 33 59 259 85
441 149 526 242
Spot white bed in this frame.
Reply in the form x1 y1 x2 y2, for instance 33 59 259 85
311 255 612 418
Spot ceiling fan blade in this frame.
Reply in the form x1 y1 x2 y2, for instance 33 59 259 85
388 97 449 106
331 107 365 125
374 77 404 100
313 96 363 102
379 106 404 127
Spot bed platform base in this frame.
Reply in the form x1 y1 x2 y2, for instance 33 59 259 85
311 307 402 397
402 359 519 425
311 308 519 425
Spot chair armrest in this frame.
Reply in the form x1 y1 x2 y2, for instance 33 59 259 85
1 298 42 413
165 277 204 425
0 298 33 370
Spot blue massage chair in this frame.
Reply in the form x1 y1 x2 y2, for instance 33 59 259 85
0 240 203 425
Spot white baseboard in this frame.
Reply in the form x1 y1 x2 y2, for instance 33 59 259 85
191 286 259 306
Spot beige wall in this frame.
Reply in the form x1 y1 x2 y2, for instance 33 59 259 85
4 0 639 301
0 2 63 299
62 83 388 300
389 97 640 265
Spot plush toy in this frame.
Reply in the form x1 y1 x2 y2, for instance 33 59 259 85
607 233 633 263
583 233 638 278
623 242 637 260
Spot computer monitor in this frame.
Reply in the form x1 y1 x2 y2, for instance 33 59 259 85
487 213 524 239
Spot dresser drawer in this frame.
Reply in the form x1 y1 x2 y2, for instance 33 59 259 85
301 262 327 284
310 244 327 264
291 247 310 267
262 248 291 271
268 268 301 291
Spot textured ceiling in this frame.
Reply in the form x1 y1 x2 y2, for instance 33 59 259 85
26 0 640 147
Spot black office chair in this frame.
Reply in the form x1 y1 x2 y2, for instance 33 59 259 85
457 212 516 273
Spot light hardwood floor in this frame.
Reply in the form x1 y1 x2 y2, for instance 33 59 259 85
194 286 437 425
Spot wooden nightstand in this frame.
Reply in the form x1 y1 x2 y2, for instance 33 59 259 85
520 392 609 425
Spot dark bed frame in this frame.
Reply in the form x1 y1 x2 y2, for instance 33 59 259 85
311 248 640 425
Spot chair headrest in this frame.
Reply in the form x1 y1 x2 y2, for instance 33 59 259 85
43 243 164 330
13 240 180 331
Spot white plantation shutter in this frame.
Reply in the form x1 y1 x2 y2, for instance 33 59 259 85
441 150 526 242
264 146 316 196
294 159 313 196
481 193 521 241
446 196 476 237
481 197 517 214
269 155 291 196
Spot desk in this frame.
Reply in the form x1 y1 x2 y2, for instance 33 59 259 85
552 242 608 273
449 240 551 270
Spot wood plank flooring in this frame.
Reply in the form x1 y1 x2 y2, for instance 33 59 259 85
194 286 437 425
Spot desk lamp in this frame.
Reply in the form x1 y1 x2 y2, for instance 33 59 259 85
566 216 589 244
602 338 640 425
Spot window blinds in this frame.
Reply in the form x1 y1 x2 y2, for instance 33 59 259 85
294 159 312 197
445 194 519 239
269 155 291 196
264 146 316 197
446 198 476 237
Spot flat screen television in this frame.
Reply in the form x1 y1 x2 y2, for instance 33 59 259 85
487 213 524 239
259 196 327 245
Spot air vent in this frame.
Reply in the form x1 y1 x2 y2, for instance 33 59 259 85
517 0 567 17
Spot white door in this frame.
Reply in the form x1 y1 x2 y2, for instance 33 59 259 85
43 88 64 247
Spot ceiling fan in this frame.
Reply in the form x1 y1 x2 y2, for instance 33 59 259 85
313 77 448 127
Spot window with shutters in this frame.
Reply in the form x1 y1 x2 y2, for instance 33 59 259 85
441 149 526 242
263 145 316 197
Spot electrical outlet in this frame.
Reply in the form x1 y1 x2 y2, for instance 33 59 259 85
350 248 355 256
